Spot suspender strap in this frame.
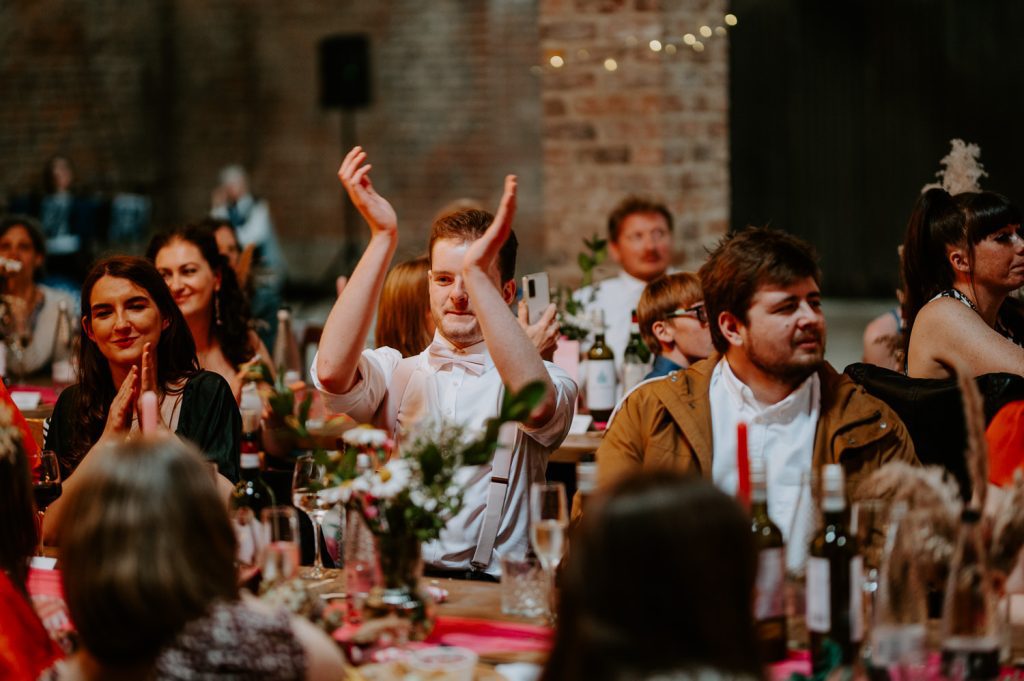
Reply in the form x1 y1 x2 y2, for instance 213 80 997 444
471 421 518 571
374 356 418 437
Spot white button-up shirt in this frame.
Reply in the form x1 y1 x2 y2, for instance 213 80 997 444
709 358 820 547
310 332 578 576
575 270 651 366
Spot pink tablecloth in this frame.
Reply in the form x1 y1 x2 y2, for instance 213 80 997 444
425 616 553 655
10 385 60 405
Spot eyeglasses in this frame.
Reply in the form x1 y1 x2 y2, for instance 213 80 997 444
666 303 708 325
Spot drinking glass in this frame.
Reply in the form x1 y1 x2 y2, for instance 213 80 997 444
292 454 332 579
852 498 892 647
785 471 817 649
870 503 928 681
32 450 62 552
261 506 301 586
530 482 568 620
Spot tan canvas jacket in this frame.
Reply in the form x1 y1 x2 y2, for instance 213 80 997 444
596 356 918 495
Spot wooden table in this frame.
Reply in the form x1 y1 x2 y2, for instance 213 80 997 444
549 431 603 464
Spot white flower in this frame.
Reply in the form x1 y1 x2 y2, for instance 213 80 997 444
372 459 412 500
342 425 390 448
317 484 351 505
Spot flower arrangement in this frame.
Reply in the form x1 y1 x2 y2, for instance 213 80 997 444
319 381 547 544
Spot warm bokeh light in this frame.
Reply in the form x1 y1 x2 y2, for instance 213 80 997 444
604 58 618 71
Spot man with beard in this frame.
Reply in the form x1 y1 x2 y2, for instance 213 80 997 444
594 228 915 536
313 148 577 579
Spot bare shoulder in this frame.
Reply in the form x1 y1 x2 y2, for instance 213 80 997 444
909 297 1024 377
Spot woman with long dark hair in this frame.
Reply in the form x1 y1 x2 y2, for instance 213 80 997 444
901 189 1024 378
42 256 240 543
147 223 269 400
541 471 762 681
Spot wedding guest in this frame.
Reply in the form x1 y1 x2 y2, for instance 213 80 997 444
42 437 346 680
313 147 576 579
901 189 1024 378
211 165 284 350
542 471 761 681
574 196 675 366
596 228 916 533
374 255 433 357
0 401 63 679
0 216 77 377
147 224 270 399
42 256 240 543
636 272 713 380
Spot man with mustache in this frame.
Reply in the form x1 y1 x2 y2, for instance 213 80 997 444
313 148 577 580
595 227 916 536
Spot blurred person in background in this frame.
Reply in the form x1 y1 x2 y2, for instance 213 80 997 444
0 216 77 377
0 398 63 679
211 165 285 350
10 155 99 292
42 256 240 544
542 471 761 681
374 255 433 357
148 224 270 400
901 189 1024 378
41 437 346 680
636 272 713 380
574 196 675 366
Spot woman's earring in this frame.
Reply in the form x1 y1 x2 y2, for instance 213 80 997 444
215 295 222 326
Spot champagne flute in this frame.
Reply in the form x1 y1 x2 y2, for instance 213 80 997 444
292 454 332 579
32 450 62 553
530 482 568 619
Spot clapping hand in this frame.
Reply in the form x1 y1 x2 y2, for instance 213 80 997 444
338 146 398 238
101 365 139 442
463 175 517 279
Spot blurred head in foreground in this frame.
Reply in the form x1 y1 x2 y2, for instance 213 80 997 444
59 437 237 669
541 471 760 681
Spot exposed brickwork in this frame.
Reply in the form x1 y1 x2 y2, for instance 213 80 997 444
539 0 730 284
0 0 543 283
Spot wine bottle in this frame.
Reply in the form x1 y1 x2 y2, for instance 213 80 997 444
585 310 616 426
621 310 649 394
750 455 788 663
940 508 1000 681
807 464 862 676
51 300 76 392
273 307 303 385
231 428 276 571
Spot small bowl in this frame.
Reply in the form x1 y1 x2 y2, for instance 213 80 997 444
407 646 478 681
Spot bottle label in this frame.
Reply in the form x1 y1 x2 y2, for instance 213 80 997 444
806 556 831 632
240 453 261 469
755 547 786 620
850 554 863 642
586 359 617 410
621 362 647 395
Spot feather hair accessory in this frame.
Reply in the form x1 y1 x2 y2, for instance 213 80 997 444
922 138 987 195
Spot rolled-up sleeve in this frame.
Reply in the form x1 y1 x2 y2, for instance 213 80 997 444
309 347 402 423
519 363 578 449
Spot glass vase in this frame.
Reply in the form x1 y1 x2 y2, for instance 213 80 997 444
362 533 435 642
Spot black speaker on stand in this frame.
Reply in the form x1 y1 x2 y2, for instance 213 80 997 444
319 34 371 285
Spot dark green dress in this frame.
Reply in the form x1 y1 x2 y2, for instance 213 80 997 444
46 370 241 482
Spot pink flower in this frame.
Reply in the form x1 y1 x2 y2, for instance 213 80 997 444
364 505 379 519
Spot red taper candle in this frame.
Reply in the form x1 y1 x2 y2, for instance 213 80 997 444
736 421 750 506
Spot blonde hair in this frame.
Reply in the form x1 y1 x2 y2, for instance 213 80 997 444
637 272 703 353
375 255 432 357
60 438 238 666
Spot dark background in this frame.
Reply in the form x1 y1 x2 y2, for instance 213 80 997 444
730 0 1024 297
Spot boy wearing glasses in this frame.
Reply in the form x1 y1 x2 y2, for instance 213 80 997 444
636 272 714 380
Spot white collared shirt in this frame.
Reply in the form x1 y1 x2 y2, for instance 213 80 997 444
709 358 820 543
310 331 578 576
575 270 652 366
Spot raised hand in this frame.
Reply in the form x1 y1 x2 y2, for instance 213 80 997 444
101 365 139 441
337 146 397 237
518 301 560 361
463 175 517 278
139 342 157 395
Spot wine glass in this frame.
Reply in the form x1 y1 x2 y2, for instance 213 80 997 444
261 506 301 586
32 450 62 553
530 482 568 619
292 454 331 579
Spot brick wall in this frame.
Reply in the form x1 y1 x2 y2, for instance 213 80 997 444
0 0 543 284
539 0 730 284
0 0 728 290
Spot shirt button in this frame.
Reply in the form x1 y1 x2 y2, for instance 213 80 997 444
879 421 888 430
847 437 857 445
